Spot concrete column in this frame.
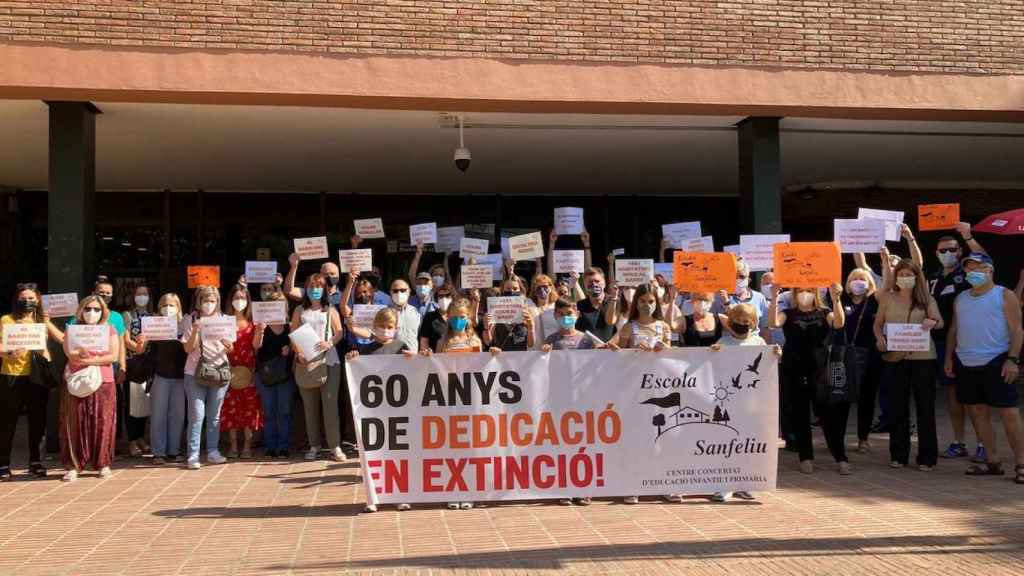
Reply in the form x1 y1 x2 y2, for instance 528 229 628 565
737 117 782 234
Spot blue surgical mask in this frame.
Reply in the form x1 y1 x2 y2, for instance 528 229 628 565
965 270 989 287
309 287 324 301
558 315 576 329
416 285 431 299
449 317 469 332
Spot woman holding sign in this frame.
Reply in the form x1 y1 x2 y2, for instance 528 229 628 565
1 284 64 481
873 260 942 471
149 293 187 465
254 289 294 459
60 295 121 482
122 284 154 458
528 274 558 348
221 285 263 459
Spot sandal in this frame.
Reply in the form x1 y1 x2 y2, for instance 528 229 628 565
965 462 1004 476
1015 465 1024 485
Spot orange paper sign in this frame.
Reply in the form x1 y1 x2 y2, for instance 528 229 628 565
918 203 959 231
672 252 737 293
772 243 841 288
187 266 221 288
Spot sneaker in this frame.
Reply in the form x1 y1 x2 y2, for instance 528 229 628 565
447 502 460 510
363 504 378 513
207 451 227 465
971 445 988 464
62 470 78 482
459 502 473 510
838 461 852 475
941 442 968 459
890 461 905 468
332 447 347 462
0 467 11 481
622 496 639 504
342 442 359 458
733 491 755 500
799 460 814 474
99 467 112 479
559 499 573 506
575 497 592 506
187 458 201 470
305 447 319 461
662 494 683 503
918 464 934 472
397 503 411 511
711 492 729 503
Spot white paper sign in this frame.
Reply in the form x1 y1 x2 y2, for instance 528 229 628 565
662 222 702 249
615 259 655 286
42 293 78 318
409 222 438 245
460 237 489 258
611 248 625 257
487 296 525 324
338 249 373 273
834 219 886 253
476 254 505 278
858 208 905 242
245 261 278 284
508 232 544 260
553 250 585 273
354 218 386 239
252 301 288 325
723 245 741 255
294 236 329 260
141 316 178 341
683 236 715 253
500 237 511 259
200 316 238 342
885 323 930 352
67 324 110 353
461 265 495 289
653 263 675 283
1 323 47 351
288 323 321 361
554 207 584 235
353 304 387 328
436 226 465 253
739 234 792 272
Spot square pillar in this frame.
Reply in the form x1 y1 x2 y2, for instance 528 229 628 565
737 117 782 234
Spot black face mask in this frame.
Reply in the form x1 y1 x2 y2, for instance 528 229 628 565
324 275 339 288
732 323 751 336
355 295 371 304
98 294 112 305
16 299 36 312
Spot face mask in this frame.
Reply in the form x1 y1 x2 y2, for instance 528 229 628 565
760 284 773 298
449 316 469 333
261 289 275 301
98 294 112 305
432 275 446 289
324 275 339 288
308 288 324 301
437 297 452 311
849 280 869 296
134 295 149 308
896 276 916 290
558 314 576 329
83 310 102 324
796 292 815 307
966 270 989 287
162 306 178 317
694 301 711 314
938 251 959 267
732 323 751 337
735 278 749 294
638 302 656 317
232 299 248 312
416 285 431 299
355 294 370 305
200 302 217 316
587 284 604 297
16 299 36 313
655 286 666 299
392 290 409 306
536 287 551 301
373 327 396 341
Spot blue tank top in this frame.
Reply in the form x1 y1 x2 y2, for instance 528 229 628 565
955 287 1010 367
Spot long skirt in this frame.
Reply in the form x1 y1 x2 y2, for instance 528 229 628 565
60 380 117 472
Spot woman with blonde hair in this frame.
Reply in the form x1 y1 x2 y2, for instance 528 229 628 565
841 268 883 453
60 295 121 482
149 293 188 465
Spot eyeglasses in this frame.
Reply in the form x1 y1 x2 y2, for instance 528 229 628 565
83 306 102 313
937 248 959 254
16 282 37 290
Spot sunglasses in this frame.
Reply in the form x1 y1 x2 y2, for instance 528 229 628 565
391 288 408 293
937 248 959 254
16 282 37 291
83 306 102 313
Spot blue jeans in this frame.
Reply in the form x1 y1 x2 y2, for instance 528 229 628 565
255 373 295 452
149 375 186 458
184 375 228 460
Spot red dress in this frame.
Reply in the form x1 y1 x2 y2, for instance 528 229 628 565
220 321 264 431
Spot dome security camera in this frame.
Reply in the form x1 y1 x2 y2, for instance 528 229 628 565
454 147 471 172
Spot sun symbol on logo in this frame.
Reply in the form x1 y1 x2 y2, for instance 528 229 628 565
710 382 735 404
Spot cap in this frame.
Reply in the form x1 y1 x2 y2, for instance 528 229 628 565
416 272 432 281
962 252 994 267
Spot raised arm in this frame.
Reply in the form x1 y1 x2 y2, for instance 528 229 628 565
957 222 987 255
767 286 785 329
283 253 303 301
827 283 846 329
581 229 593 271
340 270 357 318
547 230 557 278
853 252 875 277
901 224 924 270
408 242 424 283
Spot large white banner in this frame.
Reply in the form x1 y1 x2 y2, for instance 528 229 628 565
346 347 779 505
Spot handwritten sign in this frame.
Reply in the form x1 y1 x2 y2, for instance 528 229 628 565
662 221 702 249
508 232 545 260
673 252 737 293
1 323 47 351
553 250 585 274
885 323 931 352
245 261 278 284
739 234 791 272
187 266 220 288
615 259 654 287
461 265 494 289
409 222 438 245
252 301 288 325
772 242 841 288
683 236 715 253
435 226 465 253
42 293 78 318
67 324 110 353
141 316 178 341
459 237 489 258
653 263 675 284
338 249 373 274
918 204 959 231
354 218 385 239
554 207 584 235
834 219 886 253
353 304 387 328
487 296 525 325
294 236 329 260
200 316 238 342
858 208 904 242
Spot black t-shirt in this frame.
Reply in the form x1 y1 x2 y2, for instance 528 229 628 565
575 296 615 343
782 308 831 375
257 325 292 364
155 340 186 379
418 310 448 353
492 322 530 351
929 266 969 342
682 314 721 347
834 294 878 349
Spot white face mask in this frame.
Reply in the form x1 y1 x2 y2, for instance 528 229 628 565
760 284 773 298
849 280 869 296
735 278 749 294
200 302 217 316
134 295 149 308
162 306 178 317
373 327 396 341
232 299 248 312
694 300 712 314
937 251 959 267
796 292 815 307
392 290 409 306
83 310 102 325
896 276 917 290
437 297 452 312
432 275 445 288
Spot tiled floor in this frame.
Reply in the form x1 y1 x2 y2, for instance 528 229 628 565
3 406 1024 575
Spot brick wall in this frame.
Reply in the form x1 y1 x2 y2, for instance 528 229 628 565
0 1 1021 74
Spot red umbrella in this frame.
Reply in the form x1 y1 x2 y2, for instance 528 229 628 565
974 208 1024 235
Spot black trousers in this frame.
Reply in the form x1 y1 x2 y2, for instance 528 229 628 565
117 380 148 442
857 352 884 441
882 359 937 466
783 369 851 463
0 375 49 467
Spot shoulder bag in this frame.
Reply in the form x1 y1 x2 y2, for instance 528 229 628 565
28 350 60 390
196 339 232 388
814 306 867 405
65 364 102 398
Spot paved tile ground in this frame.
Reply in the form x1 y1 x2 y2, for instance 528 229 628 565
3 397 1024 576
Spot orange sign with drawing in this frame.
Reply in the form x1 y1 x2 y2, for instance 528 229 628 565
672 252 737 293
918 203 959 231
187 266 221 288
772 243 841 288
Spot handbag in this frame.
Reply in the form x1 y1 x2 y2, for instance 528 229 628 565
128 380 152 417
125 352 156 384
814 303 868 405
257 356 290 387
229 366 254 390
65 364 102 398
28 351 59 390
196 342 232 388
295 311 331 390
